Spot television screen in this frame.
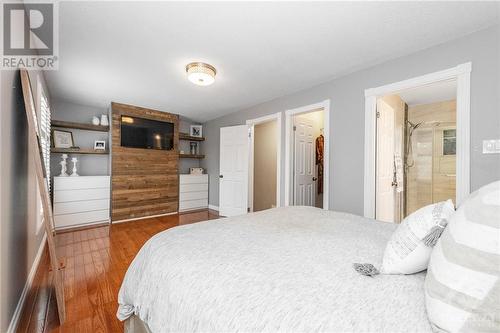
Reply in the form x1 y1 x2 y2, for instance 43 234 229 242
120 116 174 150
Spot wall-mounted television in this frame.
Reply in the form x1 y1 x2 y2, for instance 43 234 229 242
120 115 174 150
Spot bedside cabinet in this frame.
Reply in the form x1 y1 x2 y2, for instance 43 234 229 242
179 174 208 212
53 176 110 230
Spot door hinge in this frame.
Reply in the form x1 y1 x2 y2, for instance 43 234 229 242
376 111 380 118
247 207 250 212
293 125 296 131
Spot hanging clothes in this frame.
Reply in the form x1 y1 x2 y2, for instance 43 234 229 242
315 134 324 194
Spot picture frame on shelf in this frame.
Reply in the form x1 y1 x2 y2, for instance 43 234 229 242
52 129 74 148
94 140 106 150
190 125 202 138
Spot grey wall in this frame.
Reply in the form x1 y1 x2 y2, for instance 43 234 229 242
201 26 500 215
50 100 110 176
0 68 50 331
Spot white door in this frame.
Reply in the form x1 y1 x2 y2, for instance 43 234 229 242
293 115 315 206
219 125 249 217
376 99 396 222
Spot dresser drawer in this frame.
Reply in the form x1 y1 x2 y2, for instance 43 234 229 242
179 199 208 211
179 174 208 184
180 191 208 201
54 209 109 229
54 176 110 190
180 183 208 193
54 199 109 215
54 188 110 203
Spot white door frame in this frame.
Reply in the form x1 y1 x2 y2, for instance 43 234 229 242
364 62 471 218
285 100 330 210
246 112 282 212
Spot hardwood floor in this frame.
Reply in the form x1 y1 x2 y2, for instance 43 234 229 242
18 210 220 333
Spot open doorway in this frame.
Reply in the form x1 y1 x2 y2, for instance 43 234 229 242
285 100 330 210
375 80 458 223
364 63 471 220
293 111 324 208
247 113 281 212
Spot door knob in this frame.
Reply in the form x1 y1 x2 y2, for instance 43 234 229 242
219 175 223 178
312 177 317 181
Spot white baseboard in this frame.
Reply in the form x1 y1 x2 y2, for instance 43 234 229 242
112 211 178 224
7 233 47 333
55 219 110 232
208 204 219 212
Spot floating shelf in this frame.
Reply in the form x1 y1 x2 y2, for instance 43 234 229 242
52 120 110 132
179 133 205 141
51 147 109 155
179 153 205 159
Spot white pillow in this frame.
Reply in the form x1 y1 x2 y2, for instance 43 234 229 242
425 181 500 332
381 199 455 274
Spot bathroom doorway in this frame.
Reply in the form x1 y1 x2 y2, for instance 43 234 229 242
364 63 471 220
375 80 458 223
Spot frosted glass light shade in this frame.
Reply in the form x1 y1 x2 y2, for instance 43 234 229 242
186 62 216 86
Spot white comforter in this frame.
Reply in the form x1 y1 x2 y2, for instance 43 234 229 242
117 206 431 332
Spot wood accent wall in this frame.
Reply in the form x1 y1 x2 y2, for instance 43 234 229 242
111 102 179 221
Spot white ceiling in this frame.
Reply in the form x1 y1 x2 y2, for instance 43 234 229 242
45 1 499 122
398 80 457 106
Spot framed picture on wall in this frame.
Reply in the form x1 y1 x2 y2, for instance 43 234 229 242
52 130 74 148
190 125 202 138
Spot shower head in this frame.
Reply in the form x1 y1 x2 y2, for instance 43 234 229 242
407 120 423 130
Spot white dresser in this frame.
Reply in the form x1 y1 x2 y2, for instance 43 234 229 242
179 174 208 212
53 176 110 230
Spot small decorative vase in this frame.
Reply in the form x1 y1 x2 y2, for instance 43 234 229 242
100 114 109 126
70 157 79 177
190 142 197 155
59 154 69 177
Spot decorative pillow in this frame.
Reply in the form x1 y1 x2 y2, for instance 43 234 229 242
425 181 500 332
381 199 455 274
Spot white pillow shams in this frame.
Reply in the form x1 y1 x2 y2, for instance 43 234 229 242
381 200 455 274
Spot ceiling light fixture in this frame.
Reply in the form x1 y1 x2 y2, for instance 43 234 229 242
186 62 216 86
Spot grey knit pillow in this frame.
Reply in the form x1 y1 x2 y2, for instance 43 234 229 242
425 181 500 332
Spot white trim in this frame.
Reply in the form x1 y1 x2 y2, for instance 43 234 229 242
112 212 178 224
55 219 110 232
363 95 377 218
246 112 282 211
208 204 219 211
248 125 255 211
284 100 330 210
365 62 472 97
455 64 471 205
7 233 47 333
246 113 281 125
364 62 471 218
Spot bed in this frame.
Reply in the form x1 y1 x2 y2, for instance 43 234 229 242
117 206 432 332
